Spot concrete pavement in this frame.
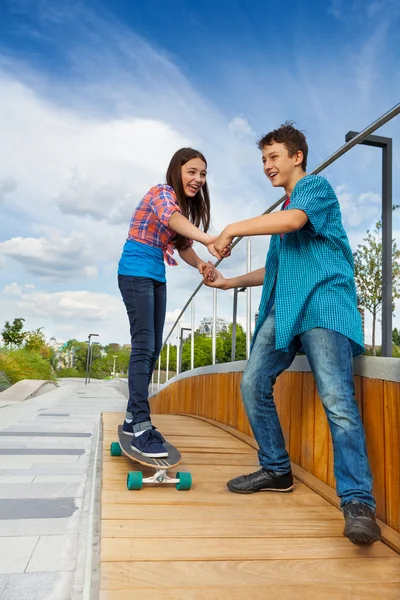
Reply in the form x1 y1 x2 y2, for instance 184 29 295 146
0 378 127 600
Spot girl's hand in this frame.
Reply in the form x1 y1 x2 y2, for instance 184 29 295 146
203 235 223 260
197 260 216 281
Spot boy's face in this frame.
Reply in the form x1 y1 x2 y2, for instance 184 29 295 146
261 142 303 190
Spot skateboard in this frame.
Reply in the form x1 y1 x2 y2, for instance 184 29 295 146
109 425 192 491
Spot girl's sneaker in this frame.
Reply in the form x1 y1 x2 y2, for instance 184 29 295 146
130 427 168 458
122 420 133 435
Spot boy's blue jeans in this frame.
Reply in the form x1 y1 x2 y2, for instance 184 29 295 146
241 308 375 510
118 275 166 428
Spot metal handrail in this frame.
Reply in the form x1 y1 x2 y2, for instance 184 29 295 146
162 102 400 346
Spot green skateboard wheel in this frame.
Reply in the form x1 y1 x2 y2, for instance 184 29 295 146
127 471 143 490
110 442 122 456
176 471 192 491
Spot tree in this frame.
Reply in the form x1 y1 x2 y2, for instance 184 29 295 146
393 328 400 346
353 219 400 355
1 318 26 347
25 328 49 356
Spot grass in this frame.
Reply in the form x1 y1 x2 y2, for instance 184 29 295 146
0 347 55 386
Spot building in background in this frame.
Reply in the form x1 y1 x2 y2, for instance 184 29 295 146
198 317 229 337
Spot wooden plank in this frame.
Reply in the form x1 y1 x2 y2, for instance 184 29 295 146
383 381 400 532
99 583 400 600
101 536 395 562
101 489 329 508
101 517 345 539
103 453 260 466
300 373 315 473
289 372 303 465
100 558 400 589
101 504 338 521
362 378 386 521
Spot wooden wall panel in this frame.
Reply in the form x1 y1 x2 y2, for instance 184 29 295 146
384 381 400 531
150 370 400 534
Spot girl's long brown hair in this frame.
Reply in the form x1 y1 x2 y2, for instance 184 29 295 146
166 148 211 251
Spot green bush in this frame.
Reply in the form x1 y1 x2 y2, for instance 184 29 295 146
0 370 11 392
0 348 55 384
56 368 85 378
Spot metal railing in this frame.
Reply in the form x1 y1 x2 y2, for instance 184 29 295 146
152 102 400 388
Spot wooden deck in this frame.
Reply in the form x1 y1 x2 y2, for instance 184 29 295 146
100 413 400 599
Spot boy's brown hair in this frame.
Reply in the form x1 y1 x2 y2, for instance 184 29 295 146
257 121 308 171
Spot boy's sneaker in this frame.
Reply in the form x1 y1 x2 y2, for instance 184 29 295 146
122 420 133 435
227 467 294 494
343 500 381 545
130 427 168 458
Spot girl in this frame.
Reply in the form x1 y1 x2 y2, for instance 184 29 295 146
118 147 219 458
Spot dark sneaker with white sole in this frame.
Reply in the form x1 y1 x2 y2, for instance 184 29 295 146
130 427 168 458
343 500 381 544
122 420 133 435
227 467 294 494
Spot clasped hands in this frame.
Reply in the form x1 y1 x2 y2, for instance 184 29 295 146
201 226 233 285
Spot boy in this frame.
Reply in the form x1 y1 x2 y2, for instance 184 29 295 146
204 122 380 545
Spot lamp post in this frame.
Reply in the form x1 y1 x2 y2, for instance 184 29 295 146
85 333 99 385
345 131 393 357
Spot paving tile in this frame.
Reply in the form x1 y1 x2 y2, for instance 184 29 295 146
26 535 78 572
0 432 92 438
0 476 35 484
0 575 8 595
4 466 85 476
0 517 81 537
0 536 38 574
0 456 80 469
0 449 85 455
0 498 78 520
0 482 84 499
33 475 85 483
0 572 60 600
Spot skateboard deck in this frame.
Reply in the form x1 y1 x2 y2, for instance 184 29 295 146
117 425 181 468
110 426 192 490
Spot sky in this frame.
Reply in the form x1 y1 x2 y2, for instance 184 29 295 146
0 0 399 348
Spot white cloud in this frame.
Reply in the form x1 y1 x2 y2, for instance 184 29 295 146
3 282 22 296
228 116 256 140
0 230 97 281
336 184 381 229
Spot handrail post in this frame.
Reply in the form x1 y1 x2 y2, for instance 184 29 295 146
191 301 195 371
246 237 252 359
212 289 217 365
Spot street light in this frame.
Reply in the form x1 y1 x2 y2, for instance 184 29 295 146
85 333 99 385
345 131 393 357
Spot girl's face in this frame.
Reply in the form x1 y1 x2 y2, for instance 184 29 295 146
181 158 207 197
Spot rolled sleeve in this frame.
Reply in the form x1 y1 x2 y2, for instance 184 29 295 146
288 175 338 236
149 185 181 226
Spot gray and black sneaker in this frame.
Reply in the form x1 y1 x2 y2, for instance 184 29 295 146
343 500 381 544
227 467 294 494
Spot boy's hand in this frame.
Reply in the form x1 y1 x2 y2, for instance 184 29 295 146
214 227 234 257
202 266 226 289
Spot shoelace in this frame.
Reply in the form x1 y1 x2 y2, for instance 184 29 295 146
143 428 166 447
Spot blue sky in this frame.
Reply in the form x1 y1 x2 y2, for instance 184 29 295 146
0 0 399 346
